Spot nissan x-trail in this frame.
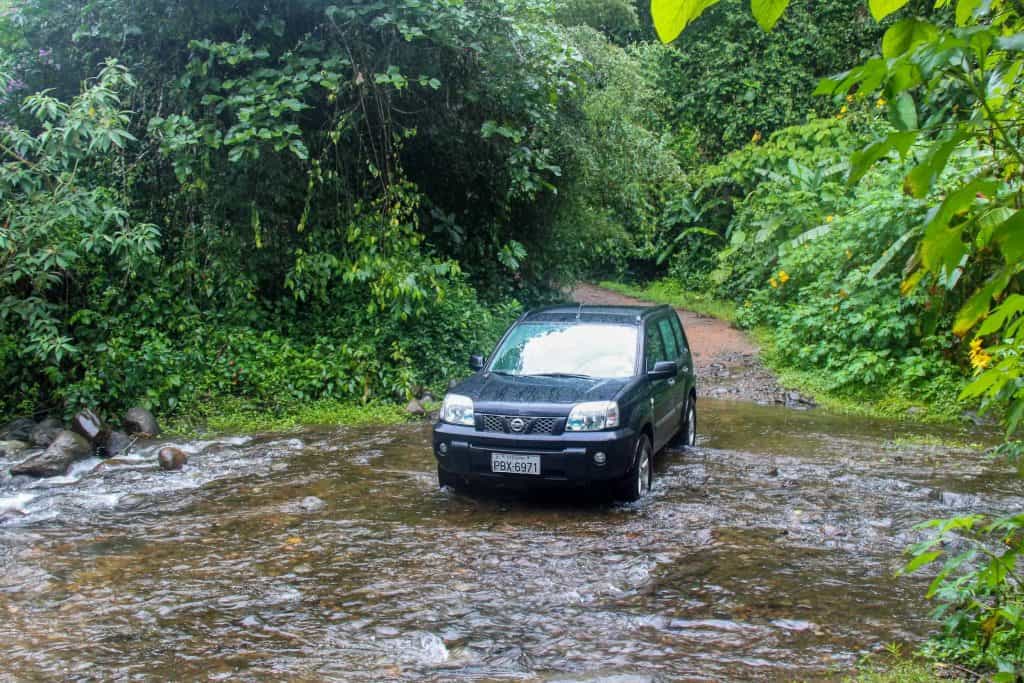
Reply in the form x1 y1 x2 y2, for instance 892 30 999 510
433 305 697 501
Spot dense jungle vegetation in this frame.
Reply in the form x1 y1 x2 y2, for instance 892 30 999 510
2 0 1024 674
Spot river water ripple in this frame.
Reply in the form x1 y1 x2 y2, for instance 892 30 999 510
0 400 1016 681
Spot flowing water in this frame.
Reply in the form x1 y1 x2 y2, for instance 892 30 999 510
0 400 1018 681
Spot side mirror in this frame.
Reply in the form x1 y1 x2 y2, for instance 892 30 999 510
469 354 485 371
647 360 677 381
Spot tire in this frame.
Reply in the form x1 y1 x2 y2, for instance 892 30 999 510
682 396 697 449
614 434 652 502
437 465 459 490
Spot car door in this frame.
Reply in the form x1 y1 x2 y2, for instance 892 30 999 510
644 316 673 451
669 313 695 398
657 315 688 435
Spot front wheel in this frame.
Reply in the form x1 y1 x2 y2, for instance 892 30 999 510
682 398 697 449
614 434 652 502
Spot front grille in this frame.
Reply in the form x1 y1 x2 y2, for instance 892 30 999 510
478 414 560 435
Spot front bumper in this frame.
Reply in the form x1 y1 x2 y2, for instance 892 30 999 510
433 421 638 487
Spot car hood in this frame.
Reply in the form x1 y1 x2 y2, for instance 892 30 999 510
453 372 629 416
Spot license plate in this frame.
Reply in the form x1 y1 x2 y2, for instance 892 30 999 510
491 453 540 475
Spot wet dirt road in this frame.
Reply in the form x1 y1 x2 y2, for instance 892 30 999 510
0 400 1013 681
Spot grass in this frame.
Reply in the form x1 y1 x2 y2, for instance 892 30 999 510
598 278 969 426
598 279 739 322
844 658 969 682
163 397 427 436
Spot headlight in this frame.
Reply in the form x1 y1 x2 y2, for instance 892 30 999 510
440 393 475 426
566 401 619 431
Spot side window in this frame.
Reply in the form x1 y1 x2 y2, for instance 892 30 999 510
670 314 690 355
658 318 679 359
645 321 668 371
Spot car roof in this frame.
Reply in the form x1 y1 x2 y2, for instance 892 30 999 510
520 304 671 326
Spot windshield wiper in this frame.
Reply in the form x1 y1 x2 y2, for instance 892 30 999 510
524 372 595 379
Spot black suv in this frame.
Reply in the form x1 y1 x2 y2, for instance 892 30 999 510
433 305 697 500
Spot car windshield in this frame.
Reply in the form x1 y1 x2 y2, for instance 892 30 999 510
488 322 637 379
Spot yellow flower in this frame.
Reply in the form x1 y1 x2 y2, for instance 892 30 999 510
846 94 855 103
969 338 992 372
876 97 887 109
778 270 790 284
826 215 835 223
840 105 848 114
751 130 762 143
769 278 779 289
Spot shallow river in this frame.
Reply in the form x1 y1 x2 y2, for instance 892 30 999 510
0 400 1018 681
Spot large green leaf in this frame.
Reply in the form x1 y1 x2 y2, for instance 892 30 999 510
920 179 999 280
750 0 789 31
882 18 939 58
978 294 1024 336
651 0 722 43
956 0 982 26
991 210 1024 264
903 131 965 199
889 92 918 131
848 131 917 185
954 268 1012 336
869 0 911 22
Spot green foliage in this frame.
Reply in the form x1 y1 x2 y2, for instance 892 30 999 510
0 61 159 413
902 513 1024 677
649 0 885 156
2 0 650 422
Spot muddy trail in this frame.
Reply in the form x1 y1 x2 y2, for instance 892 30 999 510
571 283 811 407
0 400 1010 681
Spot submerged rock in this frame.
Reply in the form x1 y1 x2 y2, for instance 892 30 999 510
0 440 29 458
0 508 27 525
30 417 63 447
300 496 325 512
10 430 91 477
0 418 35 442
124 407 160 437
157 447 188 471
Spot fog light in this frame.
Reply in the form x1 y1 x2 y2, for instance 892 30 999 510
593 451 607 466
438 442 448 455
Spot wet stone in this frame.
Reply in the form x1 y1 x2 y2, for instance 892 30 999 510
157 447 188 471
0 418 35 442
0 440 29 458
30 418 63 448
405 399 426 416
103 431 134 458
9 430 91 478
71 408 110 449
299 496 325 512
124 407 160 437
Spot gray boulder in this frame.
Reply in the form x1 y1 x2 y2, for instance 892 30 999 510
0 418 35 442
103 431 134 458
10 430 91 477
71 408 110 450
0 440 29 458
124 407 159 437
405 399 426 416
30 417 63 447
157 446 188 471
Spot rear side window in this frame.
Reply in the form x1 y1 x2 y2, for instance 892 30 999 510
657 318 679 359
644 322 667 371
670 314 690 354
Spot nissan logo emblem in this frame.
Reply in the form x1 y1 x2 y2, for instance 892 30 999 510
509 418 526 433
